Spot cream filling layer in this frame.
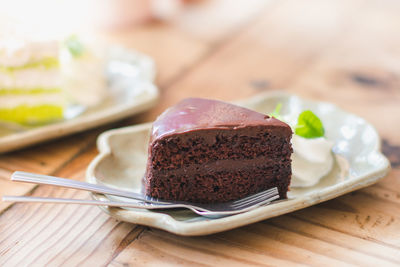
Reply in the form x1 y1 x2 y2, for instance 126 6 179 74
0 69 61 88
0 93 66 108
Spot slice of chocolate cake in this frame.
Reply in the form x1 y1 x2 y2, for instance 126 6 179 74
145 98 293 203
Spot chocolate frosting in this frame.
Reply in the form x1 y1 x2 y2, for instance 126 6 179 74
151 98 291 142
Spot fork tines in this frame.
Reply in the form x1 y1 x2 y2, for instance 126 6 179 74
231 187 279 208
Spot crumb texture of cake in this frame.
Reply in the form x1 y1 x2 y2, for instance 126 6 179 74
145 98 293 203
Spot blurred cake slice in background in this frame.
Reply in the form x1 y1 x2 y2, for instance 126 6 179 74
0 33 108 126
0 37 67 125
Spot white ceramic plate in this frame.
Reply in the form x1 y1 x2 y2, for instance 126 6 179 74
0 47 159 153
86 91 390 236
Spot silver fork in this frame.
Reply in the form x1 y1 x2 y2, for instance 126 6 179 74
3 171 280 217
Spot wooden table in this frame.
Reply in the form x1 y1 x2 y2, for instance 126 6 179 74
1 0 400 265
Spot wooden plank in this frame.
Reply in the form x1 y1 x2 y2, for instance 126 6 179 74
265 0 400 252
111 229 303 267
0 145 144 266
0 179 34 212
214 225 395 266
283 0 400 142
269 215 400 264
102 0 275 89
111 221 398 266
103 25 208 86
172 0 274 43
137 0 366 122
0 128 99 178
289 185 400 248
0 127 105 213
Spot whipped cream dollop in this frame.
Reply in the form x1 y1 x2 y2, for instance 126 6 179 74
290 134 334 187
282 112 334 187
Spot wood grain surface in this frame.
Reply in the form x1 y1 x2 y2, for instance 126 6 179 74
1 0 400 266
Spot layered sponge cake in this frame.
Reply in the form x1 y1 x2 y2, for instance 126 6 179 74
145 98 293 203
0 38 65 124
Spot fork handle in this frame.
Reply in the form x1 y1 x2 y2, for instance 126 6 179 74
11 171 155 203
2 195 180 210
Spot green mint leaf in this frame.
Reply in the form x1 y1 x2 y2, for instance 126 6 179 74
65 35 84 58
270 102 282 120
295 110 325 138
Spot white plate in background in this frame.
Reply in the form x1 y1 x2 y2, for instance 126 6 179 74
0 47 159 153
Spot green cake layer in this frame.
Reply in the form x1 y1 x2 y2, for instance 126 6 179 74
0 57 59 73
0 104 64 125
0 57 64 125
0 88 65 125
0 88 62 95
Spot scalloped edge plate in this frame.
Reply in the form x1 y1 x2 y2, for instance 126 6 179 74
86 91 390 236
0 47 159 153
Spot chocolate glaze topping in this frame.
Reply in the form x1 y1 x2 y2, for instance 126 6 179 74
151 98 291 143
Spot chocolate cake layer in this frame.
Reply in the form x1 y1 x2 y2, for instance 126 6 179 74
147 166 291 203
151 127 291 170
144 98 293 203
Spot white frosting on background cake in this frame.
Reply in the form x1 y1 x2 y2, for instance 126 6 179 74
0 93 66 108
0 38 58 67
0 39 31 67
61 46 107 107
